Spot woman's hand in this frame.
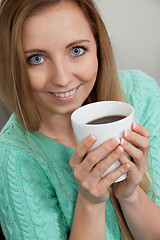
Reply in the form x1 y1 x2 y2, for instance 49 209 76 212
70 136 130 205
113 122 150 201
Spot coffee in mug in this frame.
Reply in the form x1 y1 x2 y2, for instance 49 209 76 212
87 115 126 125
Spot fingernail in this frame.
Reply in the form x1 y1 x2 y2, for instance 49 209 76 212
120 138 128 146
118 146 124 152
125 163 131 169
115 138 121 144
120 138 124 144
91 134 96 140
124 130 132 138
133 122 136 129
112 138 121 144
110 138 120 147
124 130 128 138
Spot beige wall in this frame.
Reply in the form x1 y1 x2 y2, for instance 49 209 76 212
95 0 160 85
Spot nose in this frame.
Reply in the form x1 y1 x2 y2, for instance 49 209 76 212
50 58 73 87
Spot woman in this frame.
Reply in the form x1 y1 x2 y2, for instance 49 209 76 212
0 0 160 239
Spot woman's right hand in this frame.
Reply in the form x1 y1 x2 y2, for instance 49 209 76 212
70 135 130 205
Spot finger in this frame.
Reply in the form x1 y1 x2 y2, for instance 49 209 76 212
132 122 150 138
96 162 130 192
119 153 148 176
80 138 121 173
84 145 124 187
123 130 150 156
71 135 96 164
119 152 148 184
118 152 135 169
120 138 147 168
89 145 124 181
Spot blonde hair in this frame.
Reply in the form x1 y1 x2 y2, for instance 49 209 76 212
0 0 154 239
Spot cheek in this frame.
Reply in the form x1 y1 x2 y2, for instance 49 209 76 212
88 55 98 81
28 68 47 91
79 54 98 83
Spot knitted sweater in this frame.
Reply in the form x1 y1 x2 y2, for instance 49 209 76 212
0 70 160 240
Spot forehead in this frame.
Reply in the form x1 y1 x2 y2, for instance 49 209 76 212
22 2 95 49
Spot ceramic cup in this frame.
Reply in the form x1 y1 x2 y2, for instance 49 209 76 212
71 101 135 182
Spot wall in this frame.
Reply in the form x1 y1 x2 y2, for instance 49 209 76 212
95 0 160 85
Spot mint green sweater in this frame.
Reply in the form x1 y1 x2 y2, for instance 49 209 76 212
0 70 160 240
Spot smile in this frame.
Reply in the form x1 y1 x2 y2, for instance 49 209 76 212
52 87 77 98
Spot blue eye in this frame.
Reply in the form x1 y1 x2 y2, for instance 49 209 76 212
28 55 44 65
71 46 86 56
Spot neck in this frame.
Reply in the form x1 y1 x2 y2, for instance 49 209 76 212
39 113 78 149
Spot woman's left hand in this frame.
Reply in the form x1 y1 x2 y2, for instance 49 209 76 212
113 122 150 201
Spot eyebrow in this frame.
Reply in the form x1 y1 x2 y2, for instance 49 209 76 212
66 39 90 48
24 39 90 54
24 49 46 54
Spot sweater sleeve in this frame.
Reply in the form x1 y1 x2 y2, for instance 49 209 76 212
135 72 160 206
0 147 69 240
119 70 160 205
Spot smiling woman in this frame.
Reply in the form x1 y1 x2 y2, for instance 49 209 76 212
0 1 160 240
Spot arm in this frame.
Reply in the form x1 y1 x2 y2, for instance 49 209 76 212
69 135 130 240
119 185 160 240
69 192 106 240
116 70 160 239
114 123 160 240
112 122 160 240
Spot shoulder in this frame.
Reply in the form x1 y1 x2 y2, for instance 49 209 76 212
0 114 47 176
0 114 30 150
118 69 160 99
118 70 160 122
0 114 42 157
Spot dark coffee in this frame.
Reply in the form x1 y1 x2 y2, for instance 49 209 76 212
87 115 126 125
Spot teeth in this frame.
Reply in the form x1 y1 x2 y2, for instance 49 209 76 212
64 92 70 97
53 87 77 98
59 93 64 98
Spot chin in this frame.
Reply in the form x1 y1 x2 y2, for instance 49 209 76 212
58 101 84 116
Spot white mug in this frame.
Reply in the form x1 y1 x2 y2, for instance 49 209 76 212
71 101 135 183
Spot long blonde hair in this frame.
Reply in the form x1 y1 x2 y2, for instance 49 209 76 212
0 0 154 239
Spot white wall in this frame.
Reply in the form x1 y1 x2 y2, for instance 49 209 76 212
95 0 160 85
